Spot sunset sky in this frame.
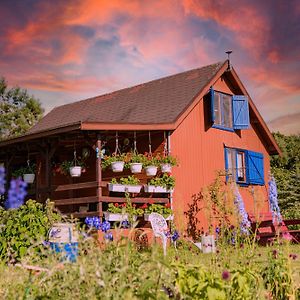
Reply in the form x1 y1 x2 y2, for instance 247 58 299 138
1 0 299 134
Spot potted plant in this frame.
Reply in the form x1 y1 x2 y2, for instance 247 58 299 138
102 154 125 172
144 173 175 193
12 164 36 183
127 153 145 174
104 194 143 222
143 153 159 176
143 203 173 221
159 155 178 173
108 178 126 192
60 161 85 177
108 176 142 193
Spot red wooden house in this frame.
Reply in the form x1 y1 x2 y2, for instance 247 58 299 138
0 60 280 229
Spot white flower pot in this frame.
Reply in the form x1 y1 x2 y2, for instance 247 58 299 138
145 166 158 176
23 173 35 183
130 163 143 173
111 161 124 172
201 235 216 254
144 185 173 193
104 212 137 222
48 223 79 243
108 183 126 192
161 163 172 173
144 214 173 221
70 166 82 177
124 185 142 193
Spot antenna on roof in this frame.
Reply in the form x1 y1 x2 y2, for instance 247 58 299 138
225 50 232 70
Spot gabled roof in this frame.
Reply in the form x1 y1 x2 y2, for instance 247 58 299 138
0 60 280 155
28 61 226 134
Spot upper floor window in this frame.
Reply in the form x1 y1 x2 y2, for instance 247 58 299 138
225 147 264 185
211 89 250 131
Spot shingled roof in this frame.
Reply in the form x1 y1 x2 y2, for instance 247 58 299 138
29 61 226 134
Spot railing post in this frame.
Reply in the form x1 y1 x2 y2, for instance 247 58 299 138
96 133 102 220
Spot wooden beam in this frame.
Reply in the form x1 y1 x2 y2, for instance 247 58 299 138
100 196 169 204
69 211 102 218
54 196 98 206
96 134 102 220
55 181 99 191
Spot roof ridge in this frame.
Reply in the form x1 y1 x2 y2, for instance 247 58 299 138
54 60 226 109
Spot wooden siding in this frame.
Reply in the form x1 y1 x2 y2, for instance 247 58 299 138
171 76 270 230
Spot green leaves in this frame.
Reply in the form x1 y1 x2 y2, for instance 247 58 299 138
0 77 44 141
0 200 61 262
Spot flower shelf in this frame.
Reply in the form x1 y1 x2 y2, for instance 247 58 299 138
104 212 137 222
144 185 173 193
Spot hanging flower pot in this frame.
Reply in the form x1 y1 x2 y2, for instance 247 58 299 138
23 173 35 184
161 163 172 173
130 163 143 173
111 161 125 172
70 166 82 177
145 166 158 176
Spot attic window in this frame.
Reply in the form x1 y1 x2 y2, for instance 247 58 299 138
211 89 250 131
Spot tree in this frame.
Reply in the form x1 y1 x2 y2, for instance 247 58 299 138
271 132 300 218
0 77 44 140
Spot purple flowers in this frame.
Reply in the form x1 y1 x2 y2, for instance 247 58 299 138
222 270 230 280
165 230 180 242
233 184 250 234
268 176 282 224
85 217 111 232
4 178 27 209
0 166 6 196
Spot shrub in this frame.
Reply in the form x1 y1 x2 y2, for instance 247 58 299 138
0 200 61 262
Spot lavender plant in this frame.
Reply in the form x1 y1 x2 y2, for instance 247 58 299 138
268 175 282 224
4 178 27 209
233 184 251 235
0 166 5 196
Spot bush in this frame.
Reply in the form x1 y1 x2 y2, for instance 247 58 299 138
0 200 61 262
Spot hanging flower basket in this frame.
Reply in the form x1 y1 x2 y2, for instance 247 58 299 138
111 161 125 172
23 173 35 184
70 166 82 177
160 163 172 173
145 166 158 176
144 185 173 193
130 163 143 173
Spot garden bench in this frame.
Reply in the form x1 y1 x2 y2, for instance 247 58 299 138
249 213 300 245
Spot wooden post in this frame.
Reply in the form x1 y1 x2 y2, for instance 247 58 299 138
96 133 102 220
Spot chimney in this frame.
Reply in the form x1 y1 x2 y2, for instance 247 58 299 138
225 50 232 70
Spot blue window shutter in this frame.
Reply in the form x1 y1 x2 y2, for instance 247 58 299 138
246 151 264 185
210 87 215 123
224 147 229 182
232 95 250 129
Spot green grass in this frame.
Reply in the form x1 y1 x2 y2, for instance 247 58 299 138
0 232 299 299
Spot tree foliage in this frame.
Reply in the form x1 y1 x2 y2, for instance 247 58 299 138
0 77 44 140
271 132 300 218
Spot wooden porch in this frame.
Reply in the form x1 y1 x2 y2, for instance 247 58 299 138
0 129 172 220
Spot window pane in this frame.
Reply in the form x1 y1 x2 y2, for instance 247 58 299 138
214 93 222 125
222 94 233 128
227 148 236 180
237 152 246 182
